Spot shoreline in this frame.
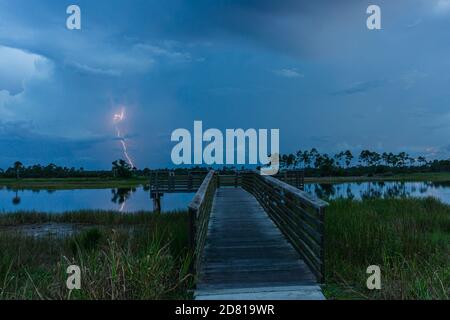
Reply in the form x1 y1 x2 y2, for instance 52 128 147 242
0 172 449 190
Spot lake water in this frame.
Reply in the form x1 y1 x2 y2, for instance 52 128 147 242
304 181 450 204
0 186 194 213
1 181 450 214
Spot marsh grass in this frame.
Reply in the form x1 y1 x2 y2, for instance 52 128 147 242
1 198 449 300
0 210 192 300
325 197 450 300
0 177 148 190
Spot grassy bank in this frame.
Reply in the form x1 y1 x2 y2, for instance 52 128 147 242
324 197 450 300
0 177 148 190
0 210 192 300
1 172 450 190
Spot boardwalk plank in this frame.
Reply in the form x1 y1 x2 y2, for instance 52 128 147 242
195 187 325 300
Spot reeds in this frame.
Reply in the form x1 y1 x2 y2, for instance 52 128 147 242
0 210 192 300
325 197 450 300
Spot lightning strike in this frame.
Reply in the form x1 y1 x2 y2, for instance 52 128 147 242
113 107 135 168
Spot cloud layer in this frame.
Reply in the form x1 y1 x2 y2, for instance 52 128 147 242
0 46 53 95
0 0 449 168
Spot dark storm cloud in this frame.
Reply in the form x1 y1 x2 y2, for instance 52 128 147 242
1 0 450 168
0 120 110 166
158 0 361 57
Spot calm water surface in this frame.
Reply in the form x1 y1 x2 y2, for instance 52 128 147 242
1 181 450 214
305 181 450 204
0 186 194 213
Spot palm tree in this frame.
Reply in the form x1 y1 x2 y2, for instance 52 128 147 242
397 152 409 167
309 148 319 168
286 154 296 169
417 156 427 167
382 152 396 167
299 150 311 168
334 152 344 168
295 150 303 168
359 150 371 167
344 150 353 168
370 151 381 166
13 161 23 179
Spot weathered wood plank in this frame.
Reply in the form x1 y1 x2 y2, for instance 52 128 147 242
195 187 324 300
195 285 325 300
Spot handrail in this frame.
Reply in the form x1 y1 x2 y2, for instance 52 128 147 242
149 170 305 191
149 171 208 192
188 170 217 275
242 170 328 282
263 175 327 210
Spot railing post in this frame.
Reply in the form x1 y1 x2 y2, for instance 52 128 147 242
188 172 193 191
251 171 256 194
301 170 305 190
318 206 325 283
188 206 197 275
169 172 175 191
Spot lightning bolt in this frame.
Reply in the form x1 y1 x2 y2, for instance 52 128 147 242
113 107 135 168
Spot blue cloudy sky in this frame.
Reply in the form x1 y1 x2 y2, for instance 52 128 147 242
1 0 450 169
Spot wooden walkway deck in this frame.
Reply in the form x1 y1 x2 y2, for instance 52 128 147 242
194 188 325 300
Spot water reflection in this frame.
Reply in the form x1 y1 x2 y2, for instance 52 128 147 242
305 181 450 203
1 181 450 214
0 187 194 214
111 188 136 212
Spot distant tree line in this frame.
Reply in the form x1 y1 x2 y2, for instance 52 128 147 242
0 160 152 179
1 150 450 179
279 149 450 177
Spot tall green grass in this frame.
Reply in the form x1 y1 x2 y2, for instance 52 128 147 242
325 197 450 300
0 211 192 300
1 198 449 300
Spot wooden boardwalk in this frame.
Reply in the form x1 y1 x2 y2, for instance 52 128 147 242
194 188 325 300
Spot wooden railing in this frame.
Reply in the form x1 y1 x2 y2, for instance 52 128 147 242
149 171 208 192
217 173 242 188
188 171 217 275
149 170 304 192
273 170 305 190
242 171 328 282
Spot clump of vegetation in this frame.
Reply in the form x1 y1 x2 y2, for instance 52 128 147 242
325 197 450 300
0 211 192 300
